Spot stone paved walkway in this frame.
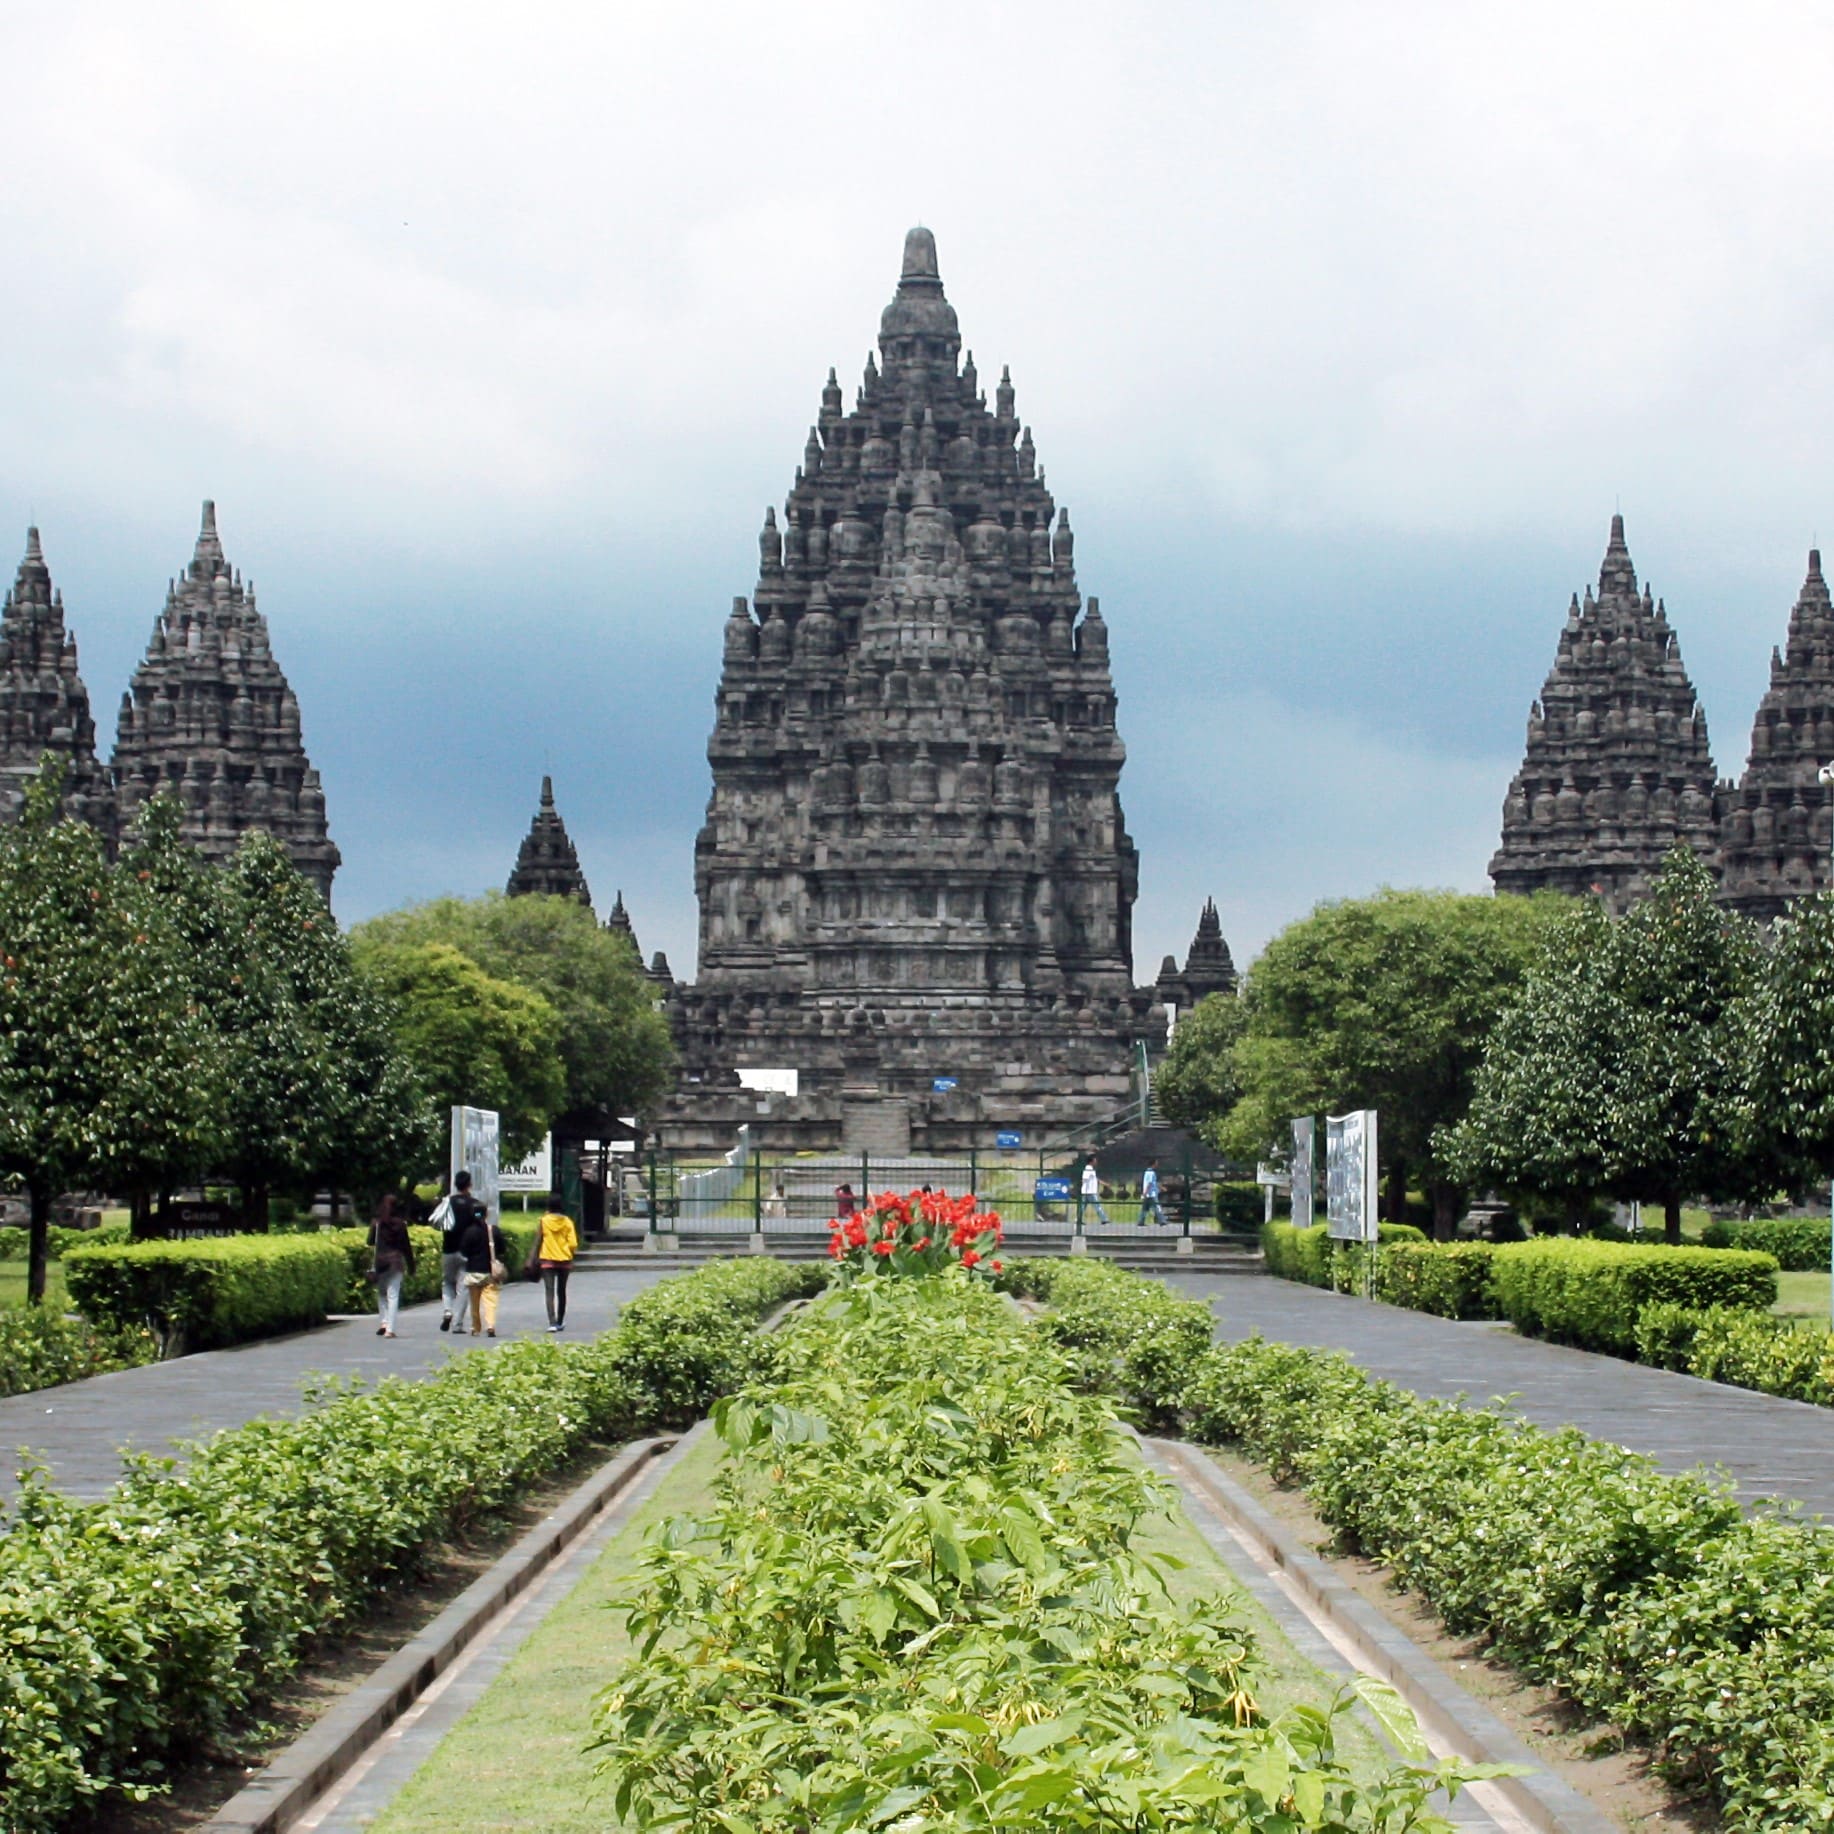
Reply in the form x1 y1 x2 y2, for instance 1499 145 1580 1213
0 1266 673 1501
1167 1273 1834 1520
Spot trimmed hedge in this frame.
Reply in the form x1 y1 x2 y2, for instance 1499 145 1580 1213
62 1236 351 1354
0 1310 156 1399
0 1219 131 1263
1701 1216 1831 1271
1374 1241 1498 1319
1260 1219 1426 1290
1490 1238 1778 1355
1636 1301 1834 1405
0 1257 816 1831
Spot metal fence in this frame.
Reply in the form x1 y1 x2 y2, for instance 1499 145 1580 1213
626 1145 1222 1240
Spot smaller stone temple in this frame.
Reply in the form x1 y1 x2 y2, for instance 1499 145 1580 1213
1154 898 1238 1013
0 529 111 830
507 775 592 905
1489 515 1719 909
1717 550 1834 919
111 503 340 899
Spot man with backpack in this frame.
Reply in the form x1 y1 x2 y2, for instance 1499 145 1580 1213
436 1170 485 1333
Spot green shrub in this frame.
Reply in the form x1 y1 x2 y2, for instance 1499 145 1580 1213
1185 1331 1834 1828
0 1258 799 1830
1687 1308 1834 1404
1261 1220 1428 1292
0 1310 156 1398
62 1236 352 1354
1212 1180 1263 1230
1490 1238 1777 1355
0 1218 131 1263
1699 1216 1831 1271
1631 1302 1712 1372
596 1274 1475 1832
1374 1242 1498 1319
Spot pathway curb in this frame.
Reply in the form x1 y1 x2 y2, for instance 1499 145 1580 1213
1153 1438 1619 1834
199 1434 674 1834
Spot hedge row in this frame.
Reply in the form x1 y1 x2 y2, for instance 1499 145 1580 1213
597 1270 1473 1831
1259 1220 1426 1288
0 1219 131 1263
63 1235 351 1354
0 1256 819 1832
1032 1260 1834 1829
0 1310 156 1399
1636 1301 1834 1405
1489 1239 1777 1354
1700 1215 1831 1271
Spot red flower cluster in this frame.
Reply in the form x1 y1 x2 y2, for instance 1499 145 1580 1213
827 1187 1003 1280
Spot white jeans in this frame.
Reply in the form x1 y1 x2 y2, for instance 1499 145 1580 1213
376 1265 404 1331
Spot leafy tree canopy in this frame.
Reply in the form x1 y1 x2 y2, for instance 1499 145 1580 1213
1211 888 1572 1230
351 893 676 1120
350 937 565 1169
1152 993 1246 1137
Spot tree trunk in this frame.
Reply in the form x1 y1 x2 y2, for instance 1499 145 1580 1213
26 1184 51 1306
1385 1158 1408 1226
1564 1196 1589 1236
130 1188 153 1240
1430 1181 1462 1242
243 1182 268 1232
1664 1196 1683 1245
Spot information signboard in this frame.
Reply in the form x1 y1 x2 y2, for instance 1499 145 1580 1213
995 1129 1022 1149
451 1106 501 1221
1289 1117 1315 1223
500 1133 552 1195
1325 1109 1379 1243
1034 1177 1072 1202
933 1077 958 1092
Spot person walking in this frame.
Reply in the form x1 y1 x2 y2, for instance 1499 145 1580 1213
369 1193 416 1338
458 1201 510 1339
1138 1160 1167 1227
834 1182 856 1220
437 1171 485 1334
1080 1156 1112 1227
535 1195 578 1332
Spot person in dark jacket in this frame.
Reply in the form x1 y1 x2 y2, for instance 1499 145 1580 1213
457 1205 510 1338
437 1171 486 1335
369 1194 417 1339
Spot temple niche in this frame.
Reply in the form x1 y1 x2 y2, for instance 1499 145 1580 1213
1718 550 1834 920
110 504 339 899
1489 515 1719 911
659 228 1180 1154
0 529 112 831
507 775 593 906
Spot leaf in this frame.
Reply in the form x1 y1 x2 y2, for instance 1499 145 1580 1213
1353 1676 1432 1762
1001 1713 1085 1756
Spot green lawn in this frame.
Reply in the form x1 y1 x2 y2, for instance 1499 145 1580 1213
0 1261 67 1310
1775 1270 1832 1329
373 1433 1399 1831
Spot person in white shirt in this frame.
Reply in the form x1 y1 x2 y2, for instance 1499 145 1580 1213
1139 1160 1167 1227
1079 1156 1111 1226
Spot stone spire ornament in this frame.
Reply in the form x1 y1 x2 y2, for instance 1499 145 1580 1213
1155 898 1238 1012
0 528 112 830
1489 515 1719 910
111 502 340 898
506 774 592 906
1718 550 1834 919
666 228 1162 1153
605 888 642 963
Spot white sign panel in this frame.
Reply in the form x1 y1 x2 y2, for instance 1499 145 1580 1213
499 1132 552 1195
1326 1109 1380 1243
1290 1117 1315 1223
451 1106 501 1219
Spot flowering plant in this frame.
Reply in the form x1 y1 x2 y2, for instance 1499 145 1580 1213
827 1187 1003 1280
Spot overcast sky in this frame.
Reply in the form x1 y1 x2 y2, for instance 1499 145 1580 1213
5 1 1833 978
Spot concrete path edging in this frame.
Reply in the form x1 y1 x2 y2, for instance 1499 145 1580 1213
198 1434 675 1834
1151 1438 1619 1834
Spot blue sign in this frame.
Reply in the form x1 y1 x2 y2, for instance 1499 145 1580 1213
932 1077 958 1092
995 1130 1022 1150
1034 1177 1072 1202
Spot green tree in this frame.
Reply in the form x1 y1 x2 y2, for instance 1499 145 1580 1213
1446 849 1767 1241
1152 993 1245 1136
1739 889 1834 1195
351 937 566 1170
1215 888 1570 1235
351 893 675 1120
0 765 218 1300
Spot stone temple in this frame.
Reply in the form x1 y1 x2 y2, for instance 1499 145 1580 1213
1717 551 1834 920
658 228 1185 1155
0 529 112 831
507 775 592 905
1490 515 1719 910
111 503 340 899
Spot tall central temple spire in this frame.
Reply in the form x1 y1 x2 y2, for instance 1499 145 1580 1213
664 230 1174 1153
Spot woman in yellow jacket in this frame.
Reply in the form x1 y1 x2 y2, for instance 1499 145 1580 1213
536 1197 579 1332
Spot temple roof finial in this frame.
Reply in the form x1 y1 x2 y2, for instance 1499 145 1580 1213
23 527 42 564
900 226 940 284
